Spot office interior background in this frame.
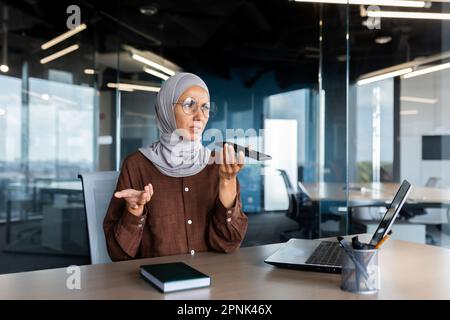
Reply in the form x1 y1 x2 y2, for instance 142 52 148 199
0 0 449 274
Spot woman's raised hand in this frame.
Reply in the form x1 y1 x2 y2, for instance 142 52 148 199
114 183 153 217
219 143 245 182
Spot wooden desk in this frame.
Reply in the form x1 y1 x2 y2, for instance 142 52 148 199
1 237 450 299
303 182 450 207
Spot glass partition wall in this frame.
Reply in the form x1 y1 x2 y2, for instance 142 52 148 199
348 1 450 247
2 0 449 275
0 1 116 273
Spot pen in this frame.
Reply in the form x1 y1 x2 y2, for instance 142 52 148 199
337 237 370 280
375 235 390 249
375 230 393 249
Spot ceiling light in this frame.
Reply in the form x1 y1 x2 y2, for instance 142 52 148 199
357 67 413 85
357 50 450 82
40 44 80 64
107 83 160 92
140 5 158 16
131 53 176 76
107 83 134 92
0 64 9 72
400 110 419 115
402 62 450 78
41 23 87 50
117 87 134 92
368 10 450 20
143 67 169 80
375 36 392 44
84 68 96 75
0 108 5 116
400 96 438 104
294 0 426 7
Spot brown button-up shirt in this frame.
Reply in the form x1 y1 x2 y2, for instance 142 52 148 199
103 151 248 261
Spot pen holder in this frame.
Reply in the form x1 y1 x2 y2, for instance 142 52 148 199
340 248 380 295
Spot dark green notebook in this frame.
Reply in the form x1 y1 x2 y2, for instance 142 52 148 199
140 262 211 293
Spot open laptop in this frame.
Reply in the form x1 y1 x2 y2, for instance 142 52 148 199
265 180 412 273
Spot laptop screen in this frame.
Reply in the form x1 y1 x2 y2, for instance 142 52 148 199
369 180 412 247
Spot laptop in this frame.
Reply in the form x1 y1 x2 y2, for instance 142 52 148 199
265 179 412 273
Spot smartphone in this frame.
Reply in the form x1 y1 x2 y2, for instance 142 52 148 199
215 141 272 161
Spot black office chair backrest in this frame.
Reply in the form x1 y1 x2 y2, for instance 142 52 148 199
278 169 312 220
277 169 318 239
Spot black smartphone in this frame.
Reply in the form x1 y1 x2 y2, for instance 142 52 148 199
215 141 272 161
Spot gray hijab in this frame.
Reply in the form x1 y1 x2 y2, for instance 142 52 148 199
139 72 211 177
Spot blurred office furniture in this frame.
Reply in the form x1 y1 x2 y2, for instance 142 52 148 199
39 181 87 255
426 177 442 188
4 180 87 255
408 177 450 246
300 181 450 245
79 171 119 264
302 182 450 208
41 201 87 252
398 177 442 220
4 183 35 245
278 169 319 240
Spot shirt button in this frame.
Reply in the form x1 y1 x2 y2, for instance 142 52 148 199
184 187 189 192
187 219 192 225
226 218 232 223
227 210 232 214
190 250 195 255
138 223 143 228
140 217 145 222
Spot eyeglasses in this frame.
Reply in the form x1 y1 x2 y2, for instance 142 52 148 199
173 97 217 118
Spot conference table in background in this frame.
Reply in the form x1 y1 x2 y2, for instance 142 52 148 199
302 182 450 208
1 235 450 299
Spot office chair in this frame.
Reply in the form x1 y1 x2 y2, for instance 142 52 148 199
278 169 319 240
425 177 442 188
399 177 443 220
78 171 119 264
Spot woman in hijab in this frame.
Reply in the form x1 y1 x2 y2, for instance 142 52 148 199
103 73 248 261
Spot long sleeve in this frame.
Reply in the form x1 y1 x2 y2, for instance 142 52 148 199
207 178 248 253
101 151 249 260
103 159 148 261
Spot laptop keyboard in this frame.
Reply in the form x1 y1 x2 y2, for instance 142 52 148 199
305 241 344 266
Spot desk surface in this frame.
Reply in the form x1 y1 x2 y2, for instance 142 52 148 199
303 182 450 205
1 236 450 299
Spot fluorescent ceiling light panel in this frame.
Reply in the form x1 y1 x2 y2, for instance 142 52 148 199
84 69 96 75
107 83 160 92
107 83 134 92
294 0 426 7
368 10 450 20
400 110 419 115
403 62 450 78
143 67 170 80
132 53 176 76
400 96 438 104
357 67 413 85
40 44 80 64
41 23 87 50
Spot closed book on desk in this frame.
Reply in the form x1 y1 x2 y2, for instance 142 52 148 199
140 262 211 293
